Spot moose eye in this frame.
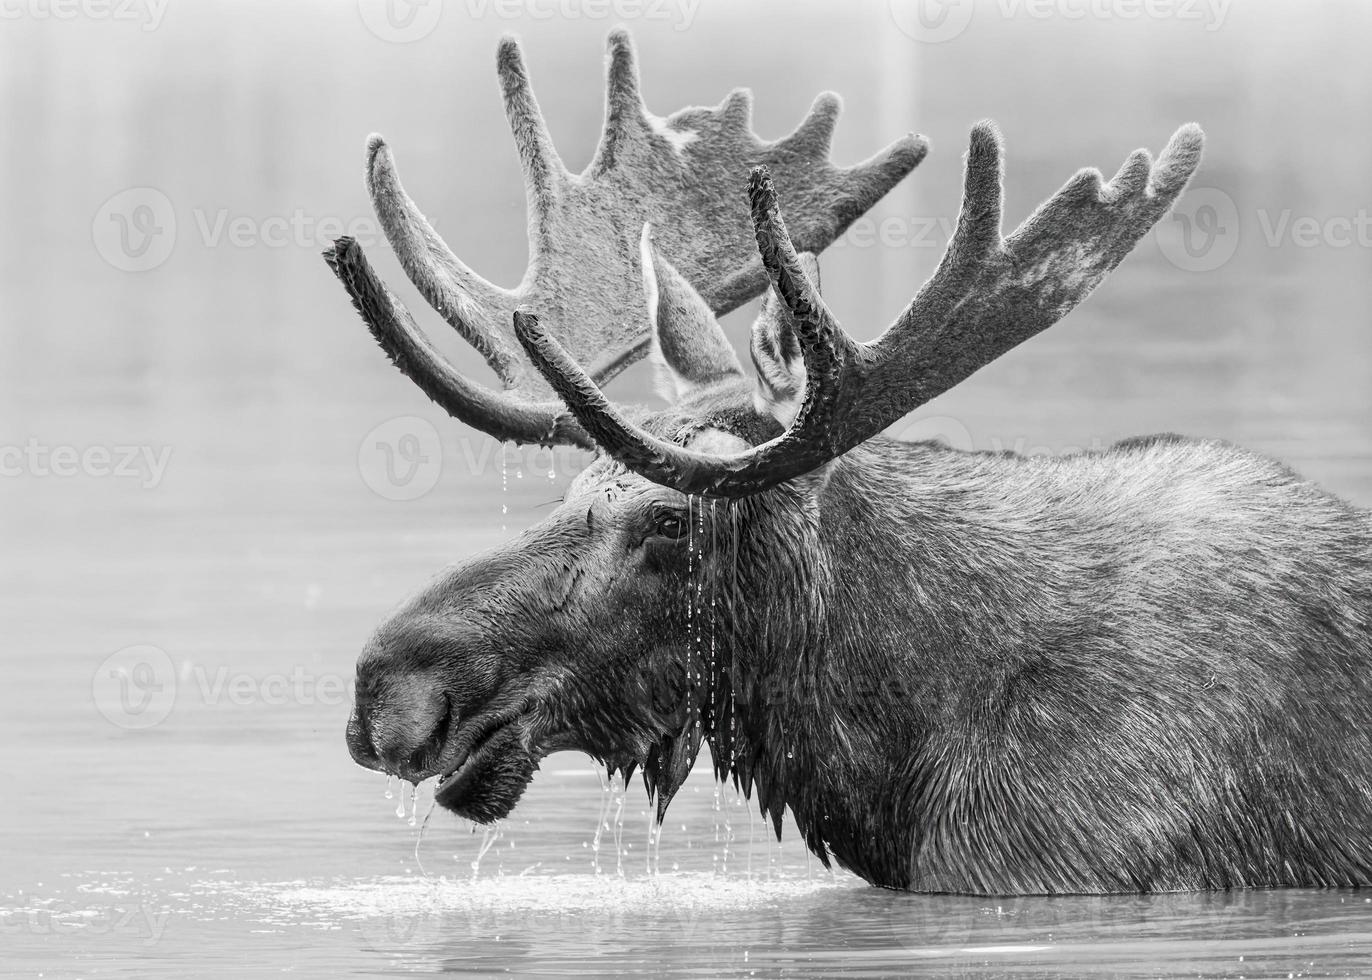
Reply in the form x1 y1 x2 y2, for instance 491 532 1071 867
649 511 690 541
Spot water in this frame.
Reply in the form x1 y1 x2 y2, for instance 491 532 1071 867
3 1 1372 976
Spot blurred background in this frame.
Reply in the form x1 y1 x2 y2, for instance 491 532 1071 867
3 0 1372 976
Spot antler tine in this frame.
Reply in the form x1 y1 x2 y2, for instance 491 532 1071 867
518 123 1203 498
882 121 1005 345
330 29 926 451
496 35 567 211
705 128 928 317
775 92 841 158
326 238 591 449
511 168 857 496
592 28 647 174
867 122 1203 406
366 137 523 386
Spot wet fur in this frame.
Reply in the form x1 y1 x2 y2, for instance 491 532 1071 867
715 429 1372 892
352 396 1372 894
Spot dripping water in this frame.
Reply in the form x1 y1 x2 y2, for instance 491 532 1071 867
470 822 501 878
591 764 612 875
646 806 662 876
412 786 439 877
746 788 756 880
610 770 627 878
499 443 509 534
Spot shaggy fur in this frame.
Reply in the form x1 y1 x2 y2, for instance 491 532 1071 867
713 428 1372 892
337 32 1372 897
347 385 1372 893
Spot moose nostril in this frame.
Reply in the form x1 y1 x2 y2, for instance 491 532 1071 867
345 679 454 780
346 706 383 771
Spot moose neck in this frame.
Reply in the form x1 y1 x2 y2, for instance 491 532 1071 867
714 436 1013 888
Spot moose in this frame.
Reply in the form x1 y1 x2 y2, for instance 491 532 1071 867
329 31 1372 894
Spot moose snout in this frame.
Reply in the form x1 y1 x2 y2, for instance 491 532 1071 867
347 669 454 780
346 619 465 780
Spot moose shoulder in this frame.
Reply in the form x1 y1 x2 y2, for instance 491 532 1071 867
330 31 1372 894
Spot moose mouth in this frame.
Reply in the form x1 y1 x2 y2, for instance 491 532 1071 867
430 696 579 823
434 715 541 822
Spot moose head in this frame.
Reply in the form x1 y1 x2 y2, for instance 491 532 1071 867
329 31 1211 891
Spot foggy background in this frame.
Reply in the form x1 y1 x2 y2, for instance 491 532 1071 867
3 0 1372 973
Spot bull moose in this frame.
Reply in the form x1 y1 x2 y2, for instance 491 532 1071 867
328 31 1372 893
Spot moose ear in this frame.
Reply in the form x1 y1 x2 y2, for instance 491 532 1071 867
749 251 820 427
641 225 745 403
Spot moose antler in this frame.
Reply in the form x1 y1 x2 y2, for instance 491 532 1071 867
515 121 1205 495
324 30 927 446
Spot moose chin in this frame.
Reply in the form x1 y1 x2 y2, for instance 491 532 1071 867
329 31 1372 894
